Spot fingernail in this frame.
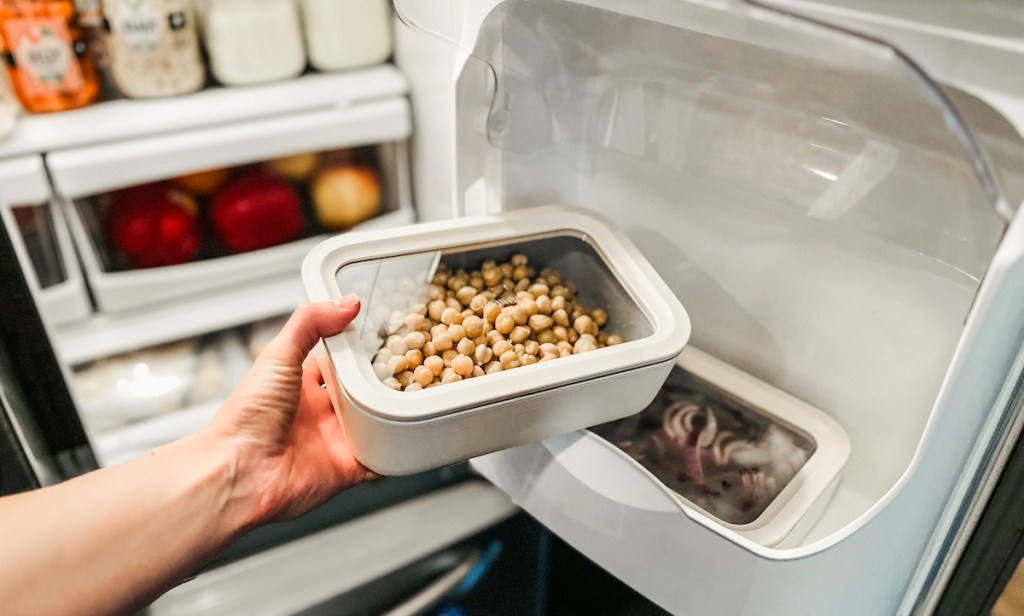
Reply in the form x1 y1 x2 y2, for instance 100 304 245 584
335 294 359 309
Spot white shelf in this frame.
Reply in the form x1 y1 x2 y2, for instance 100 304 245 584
92 401 222 467
55 274 305 366
0 66 409 160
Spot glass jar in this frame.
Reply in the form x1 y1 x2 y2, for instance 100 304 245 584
0 0 99 113
300 0 392 72
102 0 204 99
201 0 305 86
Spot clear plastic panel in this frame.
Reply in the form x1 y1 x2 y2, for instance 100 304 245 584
393 0 1013 547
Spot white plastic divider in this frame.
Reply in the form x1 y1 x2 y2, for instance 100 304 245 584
47 97 412 198
0 156 92 327
0 65 409 160
148 480 516 616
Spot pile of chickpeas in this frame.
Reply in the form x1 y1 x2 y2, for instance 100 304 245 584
371 253 625 391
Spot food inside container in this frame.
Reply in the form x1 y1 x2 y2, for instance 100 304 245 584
592 347 850 546
74 145 385 272
304 206 691 475
361 251 627 392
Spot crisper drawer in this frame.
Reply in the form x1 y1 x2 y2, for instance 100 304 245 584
0 156 91 327
50 97 413 313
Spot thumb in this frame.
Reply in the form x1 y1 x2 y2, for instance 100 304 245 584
262 296 361 367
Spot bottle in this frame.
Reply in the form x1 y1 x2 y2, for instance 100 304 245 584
200 0 305 86
102 0 204 99
300 0 392 73
0 0 99 112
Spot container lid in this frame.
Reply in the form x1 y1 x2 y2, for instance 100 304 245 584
303 205 691 421
393 0 1010 280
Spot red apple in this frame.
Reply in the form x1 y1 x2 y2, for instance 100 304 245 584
209 172 304 253
106 183 200 269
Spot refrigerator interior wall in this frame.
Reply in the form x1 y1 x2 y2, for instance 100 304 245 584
392 0 1020 613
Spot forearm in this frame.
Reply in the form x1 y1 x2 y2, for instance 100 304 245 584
0 427 255 616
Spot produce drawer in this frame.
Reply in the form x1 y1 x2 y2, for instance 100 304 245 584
53 96 413 313
0 156 91 326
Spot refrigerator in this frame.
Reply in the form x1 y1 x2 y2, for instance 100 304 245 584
1 0 1023 614
0 59 542 616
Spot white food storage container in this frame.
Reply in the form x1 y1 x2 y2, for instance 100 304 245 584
592 346 850 547
300 0 393 72
201 0 306 86
303 205 691 475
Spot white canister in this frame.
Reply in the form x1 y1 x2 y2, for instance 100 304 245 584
300 0 393 72
202 0 306 86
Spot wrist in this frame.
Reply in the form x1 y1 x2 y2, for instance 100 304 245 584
183 425 263 538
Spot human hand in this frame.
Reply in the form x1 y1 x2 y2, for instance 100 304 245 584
207 296 376 526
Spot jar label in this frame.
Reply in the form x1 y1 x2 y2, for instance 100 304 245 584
114 0 164 52
2 18 85 98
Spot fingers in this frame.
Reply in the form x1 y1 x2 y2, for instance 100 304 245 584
263 296 360 366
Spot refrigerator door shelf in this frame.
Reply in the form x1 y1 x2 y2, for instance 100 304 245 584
394 0 1015 613
61 137 413 314
304 206 691 475
0 156 92 327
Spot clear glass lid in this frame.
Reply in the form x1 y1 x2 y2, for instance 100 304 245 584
393 0 1010 280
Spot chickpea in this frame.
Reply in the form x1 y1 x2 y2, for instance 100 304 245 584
514 278 530 292
537 330 557 345
382 377 402 391
457 338 475 356
428 284 445 301
574 315 595 336
574 334 598 354
528 314 553 333
521 354 538 366
535 295 552 315
469 294 489 312
374 348 394 365
500 263 513 278
495 314 515 335
519 298 538 316
386 335 408 356
511 253 528 267
414 365 434 387
386 355 408 375
551 295 566 312
482 268 502 287
607 334 624 346
524 340 540 356
486 329 503 346
404 331 427 351
591 308 608 328
441 307 463 325
422 341 437 356
428 300 446 321
405 313 427 332
484 361 503 374
539 343 559 357
432 271 449 287
528 283 550 297
372 363 391 381
451 354 474 376
508 305 528 326
539 354 558 362
423 355 444 376
553 326 569 341
568 328 579 344
447 324 467 342
483 302 501 324
433 333 453 351
474 345 493 365
552 309 569 327
405 349 424 369
441 371 462 385
455 286 477 305
463 315 485 339
473 335 488 347
472 365 485 378
396 371 414 388
405 382 423 392
499 350 521 369
430 323 448 339
492 339 513 357
442 349 458 367
445 297 462 311
513 343 526 356
510 326 531 344
556 341 574 355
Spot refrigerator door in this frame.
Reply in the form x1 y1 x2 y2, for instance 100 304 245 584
392 0 1020 613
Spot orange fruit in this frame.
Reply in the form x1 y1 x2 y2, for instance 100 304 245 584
173 167 230 195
